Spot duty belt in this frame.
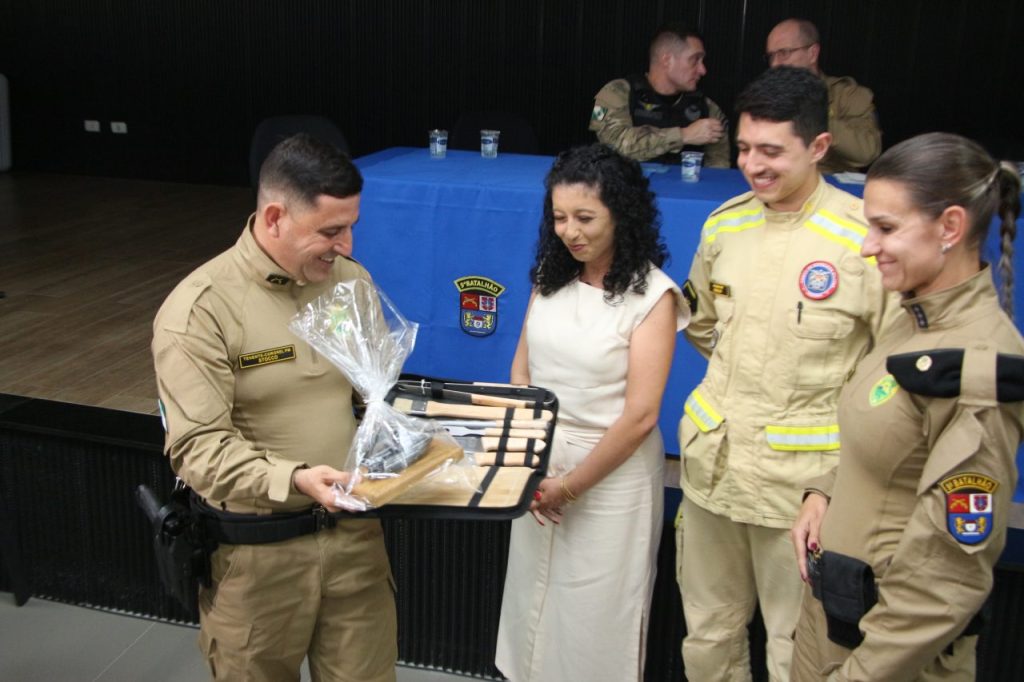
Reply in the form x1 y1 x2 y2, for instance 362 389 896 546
192 494 346 545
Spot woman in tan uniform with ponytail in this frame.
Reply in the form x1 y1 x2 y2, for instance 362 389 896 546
790 132 1024 681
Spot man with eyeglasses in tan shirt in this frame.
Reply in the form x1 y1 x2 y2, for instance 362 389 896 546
766 18 882 174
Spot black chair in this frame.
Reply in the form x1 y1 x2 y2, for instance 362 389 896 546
449 111 540 155
248 115 350 189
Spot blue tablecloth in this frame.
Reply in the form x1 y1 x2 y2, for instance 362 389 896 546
354 146 1024 513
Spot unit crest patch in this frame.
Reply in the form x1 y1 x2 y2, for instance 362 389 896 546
941 473 999 545
799 261 839 300
455 276 506 337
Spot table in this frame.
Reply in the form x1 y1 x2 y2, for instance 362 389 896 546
354 147 1024 522
353 148 758 450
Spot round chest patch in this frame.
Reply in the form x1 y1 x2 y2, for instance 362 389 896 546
799 261 839 300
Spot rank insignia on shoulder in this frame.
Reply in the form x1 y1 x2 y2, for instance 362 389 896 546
682 279 698 313
868 373 899 407
709 281 731 297
266 273 290 285
941 473 998 545
888 349 1024 401
798 261 838 300
238 345 296 369
455 275 506 337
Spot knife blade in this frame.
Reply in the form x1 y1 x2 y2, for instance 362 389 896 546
443 425 547 439
452 435 546 453
394 382 536 408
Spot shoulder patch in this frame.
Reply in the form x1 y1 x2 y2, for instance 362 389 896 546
887 349 1024 402
941 472 998 545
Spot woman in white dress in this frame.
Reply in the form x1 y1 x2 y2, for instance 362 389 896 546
495 144 690 682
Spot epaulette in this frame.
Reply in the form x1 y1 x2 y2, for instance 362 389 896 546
836 195 864 223
160 272 214 334
886 349 1024 402
707 191 756 219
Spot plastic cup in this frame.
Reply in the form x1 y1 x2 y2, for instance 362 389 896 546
480 129 500 158
429 129 448 159
681 151 704 182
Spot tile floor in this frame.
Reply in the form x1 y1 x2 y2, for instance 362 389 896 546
0 593 475 681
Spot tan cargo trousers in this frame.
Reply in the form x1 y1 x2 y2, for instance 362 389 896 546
198 518 397 682
675 496 803 682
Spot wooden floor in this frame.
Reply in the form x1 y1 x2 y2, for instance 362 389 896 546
0 172 252 414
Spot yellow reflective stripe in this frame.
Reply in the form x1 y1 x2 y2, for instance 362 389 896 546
765 424 841 451
684 390 723 433
804 209 876 265
703 209 765 244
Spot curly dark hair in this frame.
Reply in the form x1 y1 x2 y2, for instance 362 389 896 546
530 144 669 302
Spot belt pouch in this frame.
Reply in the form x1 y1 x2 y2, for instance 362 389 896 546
819 550 878 648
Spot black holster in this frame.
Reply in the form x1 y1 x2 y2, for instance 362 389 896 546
135 483 214 612
808 550 878 648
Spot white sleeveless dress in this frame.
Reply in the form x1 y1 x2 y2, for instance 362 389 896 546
495 267 688 682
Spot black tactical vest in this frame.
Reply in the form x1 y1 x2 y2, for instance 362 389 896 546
627 74 710 164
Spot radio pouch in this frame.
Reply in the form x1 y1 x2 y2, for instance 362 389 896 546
819 550 878 649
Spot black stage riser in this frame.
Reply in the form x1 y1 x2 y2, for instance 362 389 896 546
2 397 1023 680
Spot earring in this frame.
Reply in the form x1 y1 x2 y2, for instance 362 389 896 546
940 243 951 254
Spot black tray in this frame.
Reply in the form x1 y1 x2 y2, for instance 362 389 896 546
365 373 558 520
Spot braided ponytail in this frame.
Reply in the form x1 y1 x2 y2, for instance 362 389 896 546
996 161 1021 319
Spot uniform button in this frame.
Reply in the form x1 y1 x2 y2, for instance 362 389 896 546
916 355 932 372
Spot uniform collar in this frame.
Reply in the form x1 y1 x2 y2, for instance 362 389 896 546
763 175 825 227
236 214 304 291
900 264 1000 330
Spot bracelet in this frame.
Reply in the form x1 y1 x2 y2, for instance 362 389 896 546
560 475 579 503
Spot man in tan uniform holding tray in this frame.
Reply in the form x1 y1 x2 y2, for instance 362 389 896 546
152 133 396 681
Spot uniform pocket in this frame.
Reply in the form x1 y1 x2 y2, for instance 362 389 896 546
679 402 727 492
199 610 254 678
709 298 735 366
760 416 840 519
785 309 855 388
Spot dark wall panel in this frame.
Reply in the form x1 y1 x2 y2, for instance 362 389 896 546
0 0 1021 185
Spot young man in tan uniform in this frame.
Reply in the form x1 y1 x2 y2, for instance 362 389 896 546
766 18 882 174
676 67 893 681
152 134 397 681
589 23 730 167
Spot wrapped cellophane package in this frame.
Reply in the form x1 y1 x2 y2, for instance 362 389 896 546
289 279 474 510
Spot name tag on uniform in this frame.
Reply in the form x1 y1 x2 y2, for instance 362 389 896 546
238 345 296 369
